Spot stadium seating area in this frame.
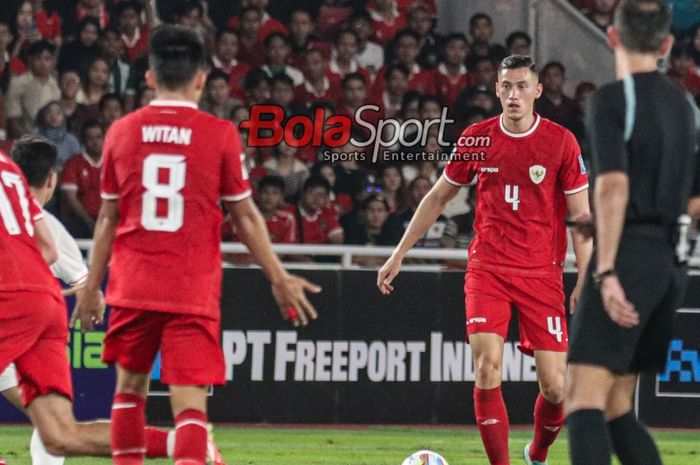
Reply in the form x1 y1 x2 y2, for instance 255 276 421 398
0 0 697 255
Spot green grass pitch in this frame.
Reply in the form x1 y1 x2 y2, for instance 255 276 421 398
0 425 698 464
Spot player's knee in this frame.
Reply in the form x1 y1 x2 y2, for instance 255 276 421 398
474 358 502 386
539 377 564 403
37 428 70 456
605 395 633 421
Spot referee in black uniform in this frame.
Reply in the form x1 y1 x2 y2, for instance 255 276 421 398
563 2 700 465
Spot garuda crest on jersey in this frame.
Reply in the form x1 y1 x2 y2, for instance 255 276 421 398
529 165 546 184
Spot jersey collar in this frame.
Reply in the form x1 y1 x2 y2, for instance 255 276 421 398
149 99 198 109
499 113 541 138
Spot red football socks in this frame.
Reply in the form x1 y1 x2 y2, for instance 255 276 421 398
530 393 564 462
474 386 511 465
174 409 208 465
111 393 146 465
145 426 171 458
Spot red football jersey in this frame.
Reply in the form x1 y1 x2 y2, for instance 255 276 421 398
101 99 252 318
0 151 61 299
60 153 102 217
443 114 588 276
284 205 342 244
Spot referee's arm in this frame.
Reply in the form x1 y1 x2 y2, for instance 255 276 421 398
586 88 629 274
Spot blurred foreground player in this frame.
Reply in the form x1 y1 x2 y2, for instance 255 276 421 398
565 2 700 465
0 135 186 464
73 25 320 465
378 55 592 465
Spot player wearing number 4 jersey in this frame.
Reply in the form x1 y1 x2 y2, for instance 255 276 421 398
73 25 320 465
378 55 592 465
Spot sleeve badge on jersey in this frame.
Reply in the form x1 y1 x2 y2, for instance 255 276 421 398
529 165 546 184
578 154 587 174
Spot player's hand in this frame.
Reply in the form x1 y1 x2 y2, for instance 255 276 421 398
271 273 321 327
377 255 402 295
569 280 584 313
567 212 595 239
600 275 639 328
71 287 106 332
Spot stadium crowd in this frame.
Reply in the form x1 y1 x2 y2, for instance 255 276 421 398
0 0 696 259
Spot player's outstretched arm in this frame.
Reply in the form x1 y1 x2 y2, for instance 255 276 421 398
377 177 460 295
72 200 118 331
224 197 321 327
566 189 593 313
34 218 58 265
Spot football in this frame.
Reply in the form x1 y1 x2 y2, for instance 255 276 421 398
401 450 450 465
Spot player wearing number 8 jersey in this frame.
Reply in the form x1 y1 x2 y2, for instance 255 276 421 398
74 25 321 465
378 55 592 465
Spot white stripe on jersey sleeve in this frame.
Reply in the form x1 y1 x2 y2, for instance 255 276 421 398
221 189 253 202
564 184 589 195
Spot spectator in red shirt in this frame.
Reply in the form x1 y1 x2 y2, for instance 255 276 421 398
505 30 532 56
271 74 304 117
287 175 344 245
335 72 370 120
295 48 342 108
368 0 404 45
329 29 373 88
287 8 328 69
0 20 27 94
371 63 409 118
466 13 507 70
75 0 110 30
236 5 266 69
117 0 150 63
227 0 287 44
200 69 240 119
261 32 304 86
375 29 436 97
667 42 700 98
32 0 62 46
60 118 104 237
436 32 472 115
257 175 298 243
210 28 249 102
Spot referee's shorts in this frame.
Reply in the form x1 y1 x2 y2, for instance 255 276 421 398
568 225 687 374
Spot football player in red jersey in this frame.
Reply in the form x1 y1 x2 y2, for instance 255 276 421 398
378 55 593 465
74 25 320 465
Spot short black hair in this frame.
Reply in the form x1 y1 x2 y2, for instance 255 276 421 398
149 25 206 91
239 5 262 20
98 93 123 111
290 8 315 22
394 29 420 44
206 69 229 86
258 175 285 193
117 0 143 16
28 40 56 57
11 135 58 188
506 31 531 49
244 68 271 89
469 13 492 28
264 31 289 49
614 0 671 53
271 73 294 88
542 61 565 74
342 72 366 88
444 32 469 47
499 55 538 77
385 63 410 80
80 118 104 141
302 175 330 194
176 0 203 17
335 29 359 46
215 27 238 43
362 194 389 211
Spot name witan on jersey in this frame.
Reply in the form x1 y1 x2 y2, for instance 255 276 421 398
142 125 192 145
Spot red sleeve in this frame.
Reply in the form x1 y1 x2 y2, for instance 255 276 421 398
558 130 589 195
60 156 79 191
442 126 479 186
220 123 253 201
100 125 119 200
324 207 342 240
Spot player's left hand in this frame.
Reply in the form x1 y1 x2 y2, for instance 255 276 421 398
71 287 106 332
569 280 584 313
600 275 639 328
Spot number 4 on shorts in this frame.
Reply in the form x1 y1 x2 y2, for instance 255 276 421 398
547 316 563 342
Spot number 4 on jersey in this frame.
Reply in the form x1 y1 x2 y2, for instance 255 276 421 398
505 184 519 211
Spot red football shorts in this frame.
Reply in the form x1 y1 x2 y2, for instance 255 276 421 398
0 290 72 406
465 268 567 354
103 307 225 386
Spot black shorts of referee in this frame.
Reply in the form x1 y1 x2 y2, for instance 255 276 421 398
568 224 687 374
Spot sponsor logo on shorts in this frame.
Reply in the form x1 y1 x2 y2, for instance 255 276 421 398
467 317 487 325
